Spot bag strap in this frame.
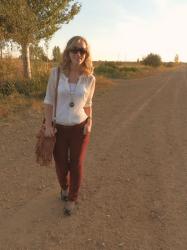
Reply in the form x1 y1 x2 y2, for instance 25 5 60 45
53 67 60 126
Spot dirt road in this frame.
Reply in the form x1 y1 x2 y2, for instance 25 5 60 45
0 66 187 250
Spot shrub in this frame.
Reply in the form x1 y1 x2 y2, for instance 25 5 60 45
0 81 15 97
95 62 120 78
142 53 162 67
94 62 138 79
0 75 48 99
120 66 138 72
163 62 174 67
15 81 32 96
15 76 48 97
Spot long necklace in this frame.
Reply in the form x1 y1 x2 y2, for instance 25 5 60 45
68 82 77 108
67 71 82 108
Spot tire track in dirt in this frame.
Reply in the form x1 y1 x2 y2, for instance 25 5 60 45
82 67 187 250
77 73 174 250
98 67 187 250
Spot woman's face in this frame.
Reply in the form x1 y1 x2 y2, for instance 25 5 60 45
69 39 87 66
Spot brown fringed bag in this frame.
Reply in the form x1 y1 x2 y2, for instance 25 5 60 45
35 67 60 166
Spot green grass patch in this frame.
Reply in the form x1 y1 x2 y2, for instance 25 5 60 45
94 61 139 79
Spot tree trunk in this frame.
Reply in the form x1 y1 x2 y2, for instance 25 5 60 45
0 47 2 59
21 43 31 79
0 41 4 59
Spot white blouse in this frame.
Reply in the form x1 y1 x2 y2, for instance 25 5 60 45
69 83 77 93
44 67 96 125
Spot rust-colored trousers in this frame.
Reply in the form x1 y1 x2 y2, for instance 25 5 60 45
53 119 90 201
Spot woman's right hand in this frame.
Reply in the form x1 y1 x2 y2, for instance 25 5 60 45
44 125 57 137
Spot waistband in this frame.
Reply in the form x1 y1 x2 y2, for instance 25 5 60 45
55 118 88 129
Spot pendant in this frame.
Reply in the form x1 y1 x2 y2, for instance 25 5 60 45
69 102 74 107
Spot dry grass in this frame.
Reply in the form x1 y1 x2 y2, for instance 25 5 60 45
0 93 43 122
126 63 182 79
0 58 52 81
95 75 114 88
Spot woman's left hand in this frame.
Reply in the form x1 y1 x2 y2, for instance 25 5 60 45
83 121 92 135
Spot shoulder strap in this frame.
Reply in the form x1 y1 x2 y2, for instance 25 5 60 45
53 67 60 125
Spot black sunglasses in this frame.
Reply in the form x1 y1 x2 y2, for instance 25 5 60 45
69 47 87 55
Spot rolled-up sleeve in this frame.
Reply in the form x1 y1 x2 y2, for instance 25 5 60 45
84 76 96 107
44 67 57 105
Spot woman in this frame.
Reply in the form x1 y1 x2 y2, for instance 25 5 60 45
43 36 95 216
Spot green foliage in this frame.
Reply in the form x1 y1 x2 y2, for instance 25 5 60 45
94 62 138 79
142 53 162 67
0 81 15 97
0 0 81 44
95 62 120 78
163 62 174 67
120 66 138 72
30 45 48 61
14 81 29 96
0 0 81 78
53 46 61 62
0 76 48 98
15 76 48 97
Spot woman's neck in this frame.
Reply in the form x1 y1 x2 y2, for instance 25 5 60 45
70 64 82 75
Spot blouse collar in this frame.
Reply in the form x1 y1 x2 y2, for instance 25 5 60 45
61 72 86 83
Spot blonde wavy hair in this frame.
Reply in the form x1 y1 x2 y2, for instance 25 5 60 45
60 36 94 76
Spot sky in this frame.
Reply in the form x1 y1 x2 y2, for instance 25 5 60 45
46 0 187 62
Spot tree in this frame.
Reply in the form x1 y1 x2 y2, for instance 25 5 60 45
174 54 179 64
30 44 48 61
142 53 162 67
0 39 6 59
0 19 5 59
0 0 81 78
53 46 61 62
